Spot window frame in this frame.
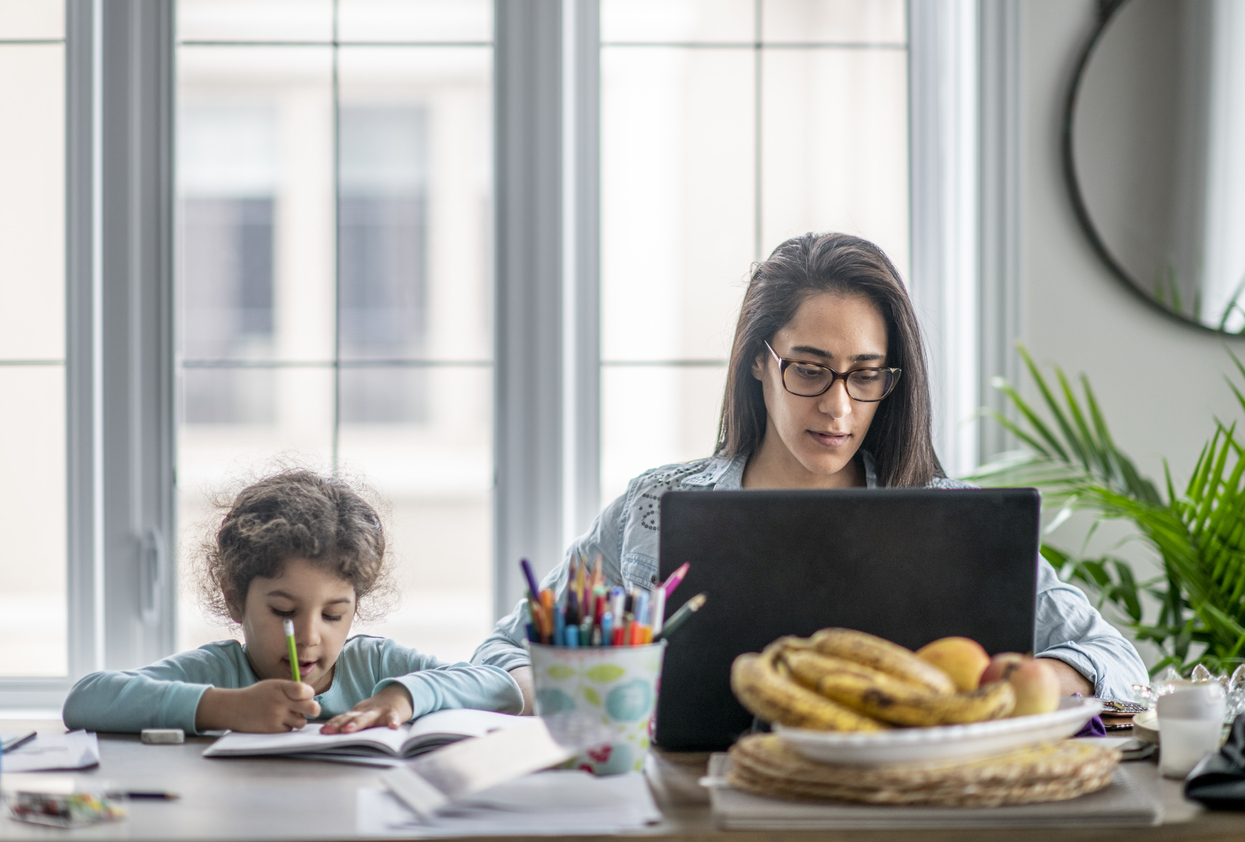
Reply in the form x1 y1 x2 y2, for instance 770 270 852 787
0 0 1020 705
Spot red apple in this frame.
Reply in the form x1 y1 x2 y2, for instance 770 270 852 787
979 652 1024 686
1008 658 1061 716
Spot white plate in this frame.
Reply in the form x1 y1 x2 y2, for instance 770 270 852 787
774 696 1102 767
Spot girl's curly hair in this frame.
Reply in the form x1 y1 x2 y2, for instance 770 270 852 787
197 469 396 625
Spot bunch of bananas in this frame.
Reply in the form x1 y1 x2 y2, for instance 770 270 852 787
731 628 1016 730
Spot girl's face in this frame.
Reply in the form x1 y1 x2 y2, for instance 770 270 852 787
228 557 357 695
749 292 889 487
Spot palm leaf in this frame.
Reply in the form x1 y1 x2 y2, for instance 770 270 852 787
974 344 1245 674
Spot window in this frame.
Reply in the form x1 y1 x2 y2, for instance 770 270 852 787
0 0 992 699
175 0 495 662
0 0 67 678
598 0 909 501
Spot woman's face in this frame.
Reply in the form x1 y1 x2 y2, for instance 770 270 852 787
749 292 889 487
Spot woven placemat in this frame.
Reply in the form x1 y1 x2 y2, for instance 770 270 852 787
727 735 1120 808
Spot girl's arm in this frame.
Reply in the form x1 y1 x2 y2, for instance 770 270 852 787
321 639 524 733
62 644 245 734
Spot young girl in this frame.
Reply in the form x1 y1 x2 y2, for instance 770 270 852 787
64 470 522 734
474 232 1149 710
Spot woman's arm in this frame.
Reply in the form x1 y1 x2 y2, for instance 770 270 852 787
471 492 632 673
1034 561 1149 698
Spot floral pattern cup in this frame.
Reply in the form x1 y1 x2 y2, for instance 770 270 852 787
529 641 666 775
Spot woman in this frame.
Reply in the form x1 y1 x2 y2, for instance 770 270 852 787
473 232 1147 711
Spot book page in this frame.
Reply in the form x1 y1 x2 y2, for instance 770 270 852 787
203 723 409 758
403 709 526 749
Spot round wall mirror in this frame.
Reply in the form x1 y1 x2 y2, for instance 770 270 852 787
1065 0 1245 333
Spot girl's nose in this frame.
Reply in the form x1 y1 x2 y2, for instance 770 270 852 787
298 618 321 647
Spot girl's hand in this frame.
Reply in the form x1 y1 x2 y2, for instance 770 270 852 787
196 680 320 733
321 684 414 734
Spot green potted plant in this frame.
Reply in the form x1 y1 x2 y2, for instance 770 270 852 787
970 347 1245 676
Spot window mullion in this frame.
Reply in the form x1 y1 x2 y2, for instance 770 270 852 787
494 0 566 615
97 0 177 670
563 0 600 549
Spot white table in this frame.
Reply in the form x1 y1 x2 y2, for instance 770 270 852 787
2 721 1244 841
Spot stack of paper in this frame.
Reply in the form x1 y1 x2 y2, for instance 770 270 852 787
705 755 1160 829
0 731 100 773
357 771 662 836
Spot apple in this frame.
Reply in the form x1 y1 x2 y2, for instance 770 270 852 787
915 637 990 692
1008 658 1061 716
979 653 1060 717
979 652 1025 686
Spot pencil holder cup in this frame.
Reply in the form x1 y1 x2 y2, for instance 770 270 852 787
528 641 666 775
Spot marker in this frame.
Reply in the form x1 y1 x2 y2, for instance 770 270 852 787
519 558 542 603
553 603 566 646
283 619 301 683
107 790 180 801
651 587 667 635
634 590 650 627
662 563 690 598
600 611 614 646
654 593 707 642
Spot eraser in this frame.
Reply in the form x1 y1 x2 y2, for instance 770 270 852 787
140 728 184 745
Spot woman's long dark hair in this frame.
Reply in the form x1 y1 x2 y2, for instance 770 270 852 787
715 232 943 487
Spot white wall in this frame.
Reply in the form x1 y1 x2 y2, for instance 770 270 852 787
1017 0 1245 666
1020 0 1244 492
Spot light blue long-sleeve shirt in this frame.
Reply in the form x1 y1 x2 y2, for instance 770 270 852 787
64 634 523 734
471 453 1150 700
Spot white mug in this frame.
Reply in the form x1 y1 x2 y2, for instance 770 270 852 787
1157 683 1225 779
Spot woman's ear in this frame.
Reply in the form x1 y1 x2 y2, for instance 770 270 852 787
751 352 767 381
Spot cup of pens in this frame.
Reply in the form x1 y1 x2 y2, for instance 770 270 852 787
520 558 704 775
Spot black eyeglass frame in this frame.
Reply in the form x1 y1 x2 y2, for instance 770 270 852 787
762 340 902 402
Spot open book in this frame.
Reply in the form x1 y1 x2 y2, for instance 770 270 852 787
202 709 525 762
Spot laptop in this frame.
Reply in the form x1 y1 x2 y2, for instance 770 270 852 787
653 487 1040 751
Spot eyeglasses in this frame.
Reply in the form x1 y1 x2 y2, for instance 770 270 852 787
763 340 901 402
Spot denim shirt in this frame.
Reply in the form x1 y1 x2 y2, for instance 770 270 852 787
471 453 1149 700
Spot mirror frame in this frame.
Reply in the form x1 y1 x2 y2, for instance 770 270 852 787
1062 0 1225 334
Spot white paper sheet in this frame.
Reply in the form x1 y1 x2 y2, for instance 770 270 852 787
356 771 662 837
0 731 100 772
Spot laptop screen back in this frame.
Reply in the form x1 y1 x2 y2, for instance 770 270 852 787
653 487 1040 751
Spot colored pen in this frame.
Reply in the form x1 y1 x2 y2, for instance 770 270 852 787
2 730 37 752
107 790 180 801
520 558 542 603
565 625 579 647
662 563 690 598
635 589 650 627
283 619 301 683
651 587 667 635
654 593 707 641
554 603 566 645
600 611 614 645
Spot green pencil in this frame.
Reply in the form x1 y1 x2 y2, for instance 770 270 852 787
654 593 706 642
283 619 301 682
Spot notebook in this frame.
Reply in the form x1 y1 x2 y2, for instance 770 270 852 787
655 487 1041 751
202 709 525 762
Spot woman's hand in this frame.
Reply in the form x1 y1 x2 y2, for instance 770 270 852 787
1037 657 1094 696
321 684 414 734
195 680 320 733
